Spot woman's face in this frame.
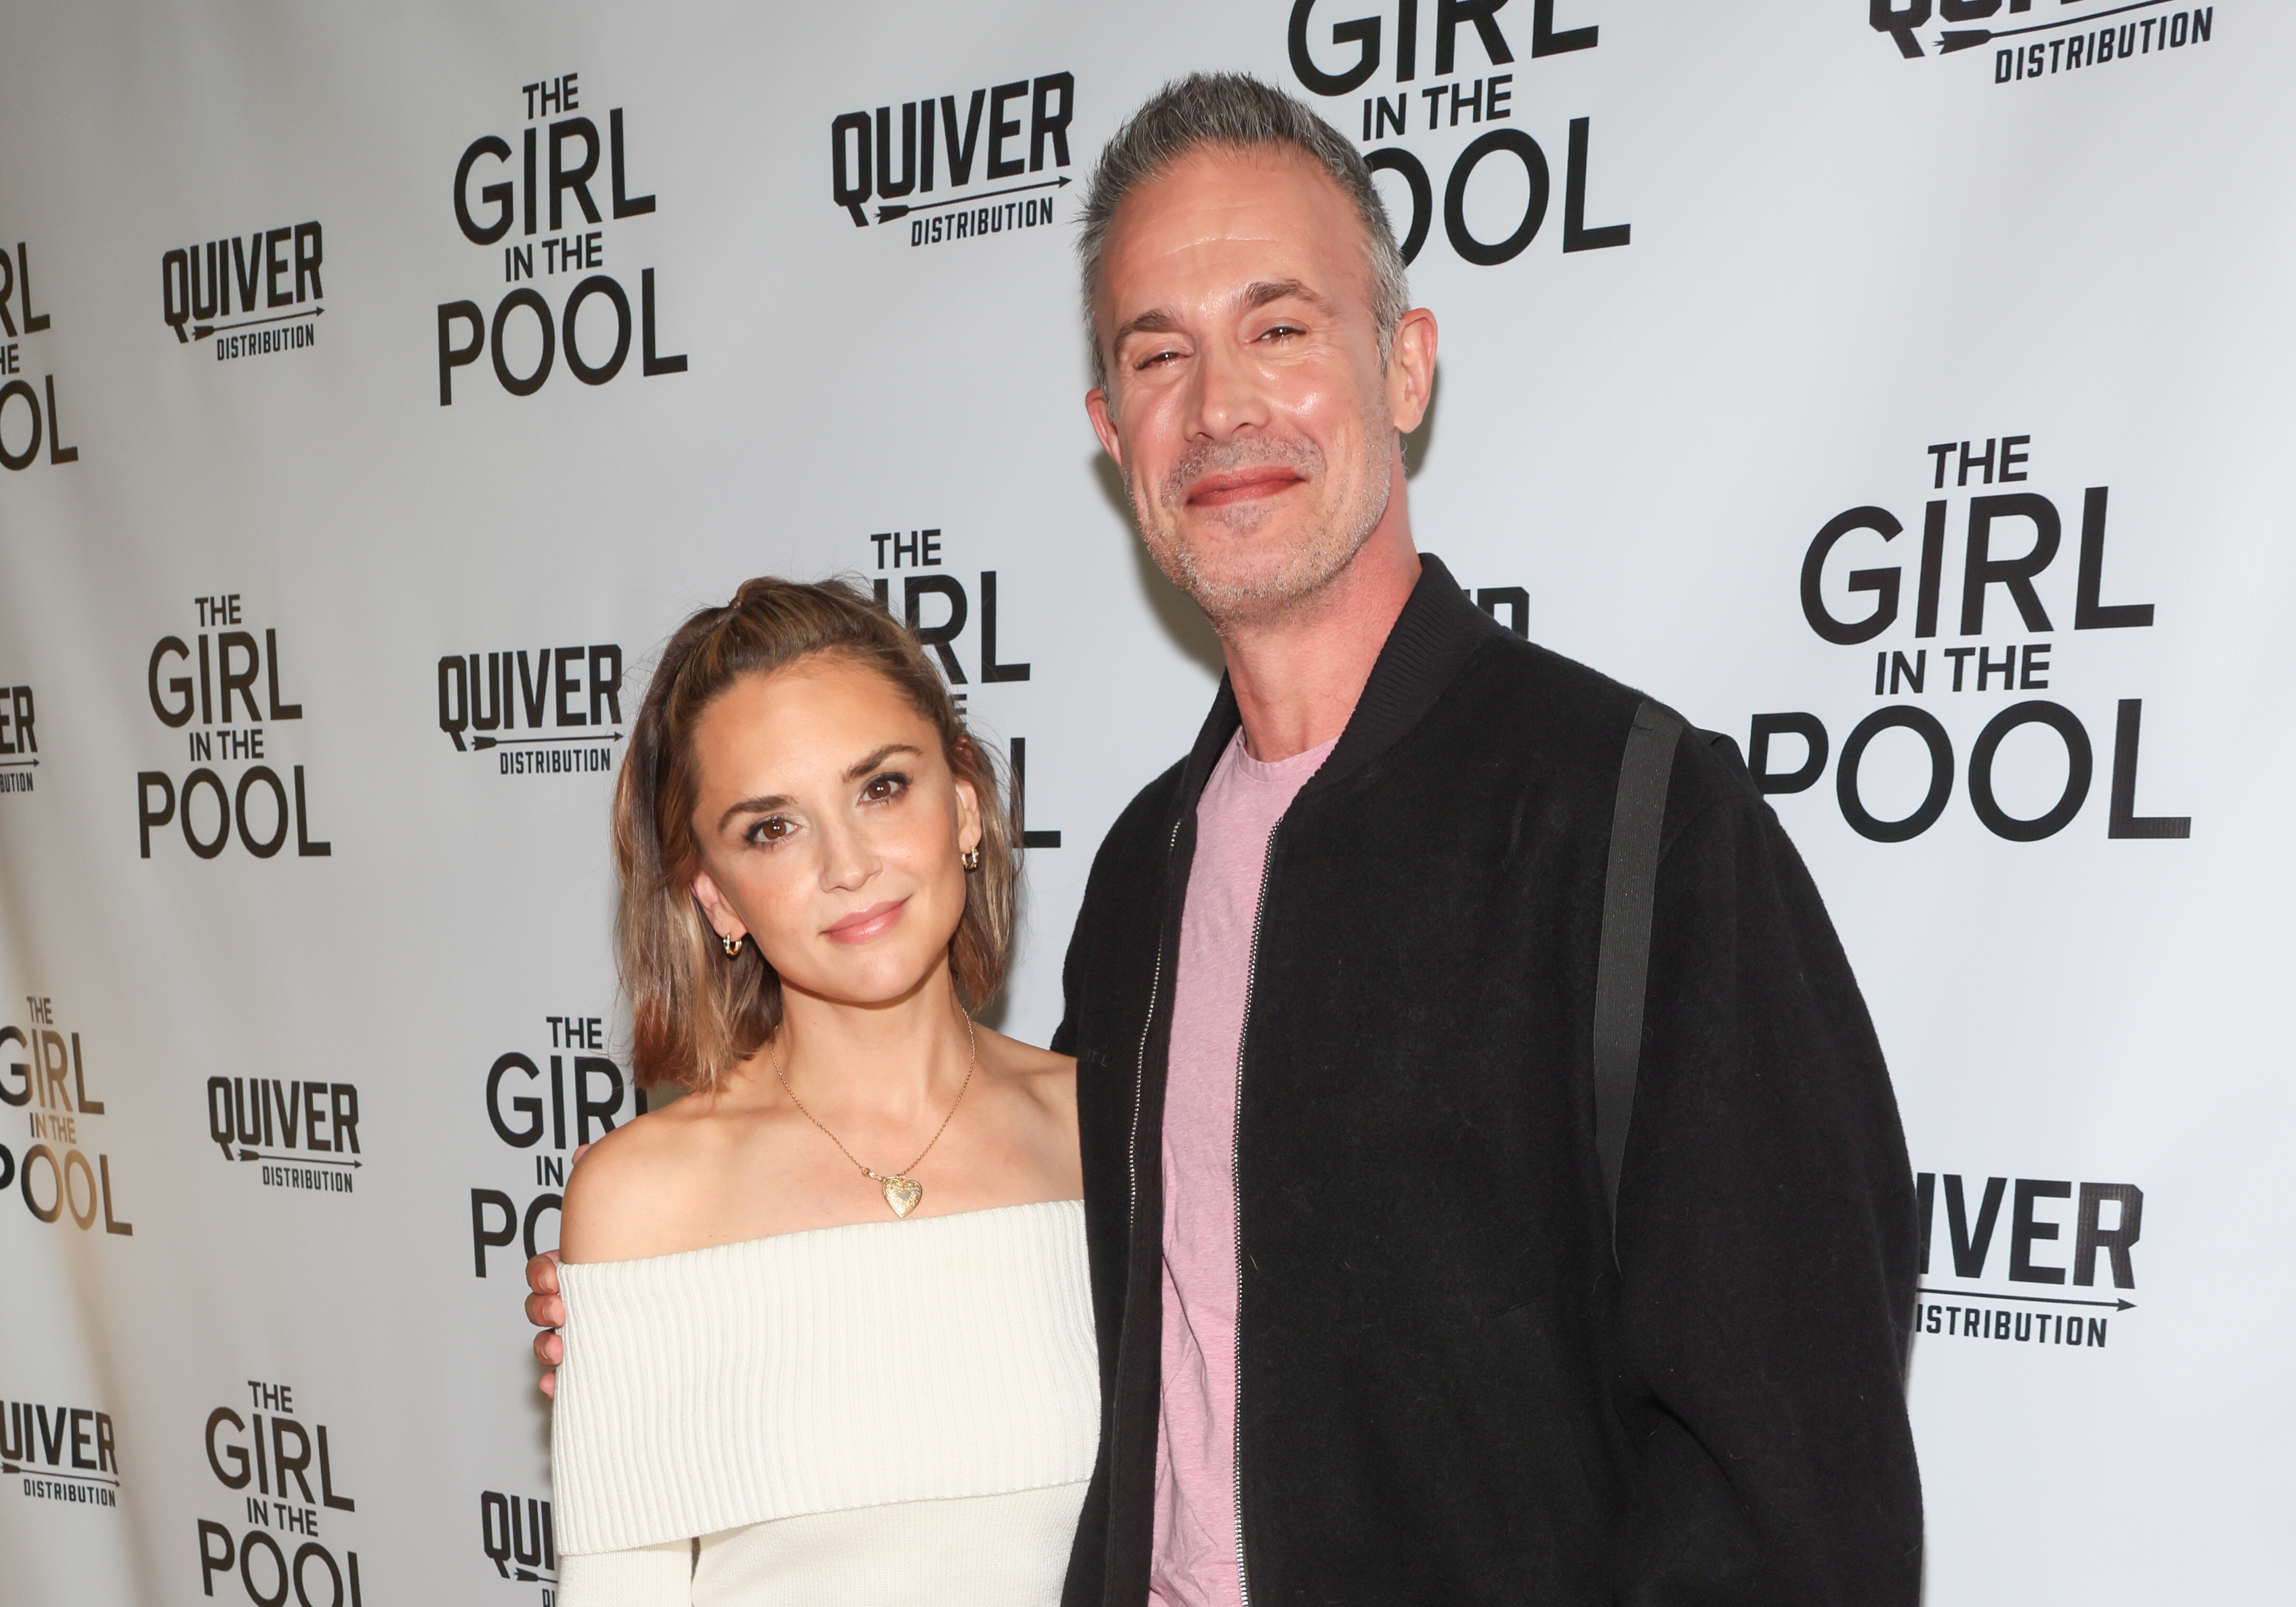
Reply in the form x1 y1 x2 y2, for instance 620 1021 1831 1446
685 654 980 1015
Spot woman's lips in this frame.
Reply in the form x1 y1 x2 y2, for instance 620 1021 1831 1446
823 898 907 944
1186 468 1304 506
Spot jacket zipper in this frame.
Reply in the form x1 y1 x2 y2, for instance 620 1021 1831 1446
1231 825 1278 1607
1128 816 1186 1236
1112 816 1187 1607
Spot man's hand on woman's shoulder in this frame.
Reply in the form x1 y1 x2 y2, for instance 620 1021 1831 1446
524 1142 586 1398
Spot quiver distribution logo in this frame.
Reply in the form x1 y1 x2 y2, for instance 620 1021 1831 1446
829 72 1076 249
0 679 33 794
204 1074 363 1196
437 641 623 775
1867 0 2217 79
1915 1169 2144 1352
4 1398 121 1508
477 1486 557 1592
162 222 324 360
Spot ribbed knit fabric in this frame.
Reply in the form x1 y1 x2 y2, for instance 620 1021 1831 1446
552 1199 1098 1565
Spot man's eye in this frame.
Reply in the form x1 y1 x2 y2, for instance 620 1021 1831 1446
1260 323 1305 341
1135 347 1182 369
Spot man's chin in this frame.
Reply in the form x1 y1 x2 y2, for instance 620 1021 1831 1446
1164 548 1355 631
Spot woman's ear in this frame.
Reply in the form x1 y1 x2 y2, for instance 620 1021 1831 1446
951 743 983 856
691 867 743 944
953 773 983 856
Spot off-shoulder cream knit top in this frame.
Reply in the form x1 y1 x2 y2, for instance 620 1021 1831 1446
550 1199 1098 1606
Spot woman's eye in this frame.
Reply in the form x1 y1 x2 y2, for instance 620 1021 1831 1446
863 773 910 803
749 816 793 845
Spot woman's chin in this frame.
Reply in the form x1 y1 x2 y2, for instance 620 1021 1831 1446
778 956 950 1014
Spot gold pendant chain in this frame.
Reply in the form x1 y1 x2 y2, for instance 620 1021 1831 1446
769 1014 977 1218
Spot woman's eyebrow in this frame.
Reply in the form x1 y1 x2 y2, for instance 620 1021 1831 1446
716 791 789 831
715 745 924 830
844 743 922 782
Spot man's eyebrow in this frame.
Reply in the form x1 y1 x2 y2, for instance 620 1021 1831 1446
1241 278 1331 313
1111 308 1182 348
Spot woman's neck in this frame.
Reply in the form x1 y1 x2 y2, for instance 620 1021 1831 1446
761 967 975 1124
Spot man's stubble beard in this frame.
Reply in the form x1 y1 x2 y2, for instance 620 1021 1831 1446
1127 406 1394 635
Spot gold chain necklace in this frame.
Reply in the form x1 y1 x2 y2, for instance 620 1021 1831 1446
769 1014 976 1218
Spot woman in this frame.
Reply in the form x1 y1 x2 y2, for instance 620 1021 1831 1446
547 577 1095 1604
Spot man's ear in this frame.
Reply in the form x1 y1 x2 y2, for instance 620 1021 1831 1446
691 867 742 944
1085 385 1126 469
1387 307 1438 435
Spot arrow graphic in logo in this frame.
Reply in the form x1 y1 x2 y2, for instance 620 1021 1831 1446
0 1463 120 1485
470 731 624 752
1918 1286 2135 1311
1940 0 2172 53
876 174 1071 226
238 1148 360 1170
191 305 325 341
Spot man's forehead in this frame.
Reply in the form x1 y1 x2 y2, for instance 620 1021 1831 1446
1099 147 1364 311
1112 144 1350 238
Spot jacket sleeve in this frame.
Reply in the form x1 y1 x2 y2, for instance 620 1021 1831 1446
1048 930 1079 1058
1047 855 1092 1059
1047 783 1115 1063
1608 776 1923 1605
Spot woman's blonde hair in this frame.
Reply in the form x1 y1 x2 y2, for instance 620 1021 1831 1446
612 576 1018 1092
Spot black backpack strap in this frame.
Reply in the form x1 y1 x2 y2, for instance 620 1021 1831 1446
1593 699 1686 1264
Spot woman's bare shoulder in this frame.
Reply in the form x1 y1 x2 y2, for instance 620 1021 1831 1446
557 1094 732 1264
980 1028 1076 1103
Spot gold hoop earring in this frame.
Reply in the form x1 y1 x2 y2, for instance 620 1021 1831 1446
722 932 744 957
961 848 980 872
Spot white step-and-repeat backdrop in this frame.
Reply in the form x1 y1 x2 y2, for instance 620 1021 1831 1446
1 2 2286 1601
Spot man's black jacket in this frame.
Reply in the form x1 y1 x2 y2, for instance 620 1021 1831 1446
1050 556 1922 1605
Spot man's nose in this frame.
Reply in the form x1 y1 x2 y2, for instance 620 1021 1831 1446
1185 334 1270 441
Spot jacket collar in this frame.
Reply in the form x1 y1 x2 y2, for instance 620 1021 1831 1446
1166 552 1504 826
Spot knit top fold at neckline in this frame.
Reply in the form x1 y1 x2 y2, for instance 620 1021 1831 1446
551 1197 1098 1554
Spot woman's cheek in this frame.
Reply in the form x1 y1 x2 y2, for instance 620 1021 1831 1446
744 859 810 938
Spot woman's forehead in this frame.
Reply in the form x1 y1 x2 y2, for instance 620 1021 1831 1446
693 661 937 782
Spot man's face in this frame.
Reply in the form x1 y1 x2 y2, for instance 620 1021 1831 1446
1086 147 1424 631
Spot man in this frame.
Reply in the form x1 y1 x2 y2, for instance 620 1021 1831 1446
1051 73 1918 1605
533 72 1921 1606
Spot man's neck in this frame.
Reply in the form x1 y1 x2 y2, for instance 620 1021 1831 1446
1220 506 1420 763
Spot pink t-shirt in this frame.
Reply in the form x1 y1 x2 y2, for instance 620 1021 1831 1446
1148 728 1336 1607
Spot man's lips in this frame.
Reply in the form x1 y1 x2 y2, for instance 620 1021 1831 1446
823 898 907 944
1185 467 1306 507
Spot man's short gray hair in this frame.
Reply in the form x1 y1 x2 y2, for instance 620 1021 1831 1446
1078 72 1410 393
